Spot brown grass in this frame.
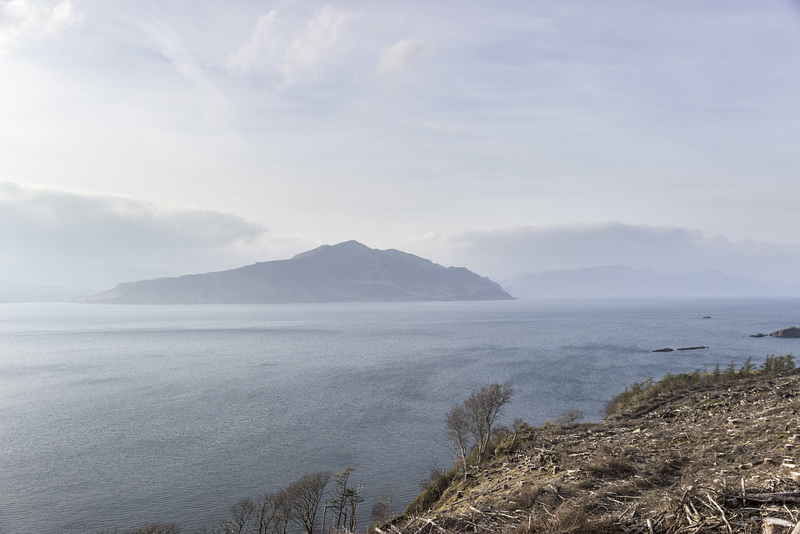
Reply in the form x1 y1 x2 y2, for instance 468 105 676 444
385 369 800 534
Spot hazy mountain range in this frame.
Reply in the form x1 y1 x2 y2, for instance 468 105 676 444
0 242 794 304
0 279 85 303
502 265 777 299
85 241 513 304
0 261 175 294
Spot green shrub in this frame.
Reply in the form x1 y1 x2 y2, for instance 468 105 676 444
605 354 797 415
405 468 455 515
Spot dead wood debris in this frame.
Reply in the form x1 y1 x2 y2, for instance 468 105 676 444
385 371 800 534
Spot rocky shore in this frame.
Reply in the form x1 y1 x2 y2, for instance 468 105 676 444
751 326 800 339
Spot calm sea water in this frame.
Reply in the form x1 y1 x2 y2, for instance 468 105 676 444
1 298 798 533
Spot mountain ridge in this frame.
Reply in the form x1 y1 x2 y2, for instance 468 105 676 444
86 241 513 304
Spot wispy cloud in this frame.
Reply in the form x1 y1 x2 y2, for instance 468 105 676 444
0 0 82 54
228 5 357 90
2 1 800 264
146 18 231 135
377 38 429 73
280 6 356 88
227 10 278 75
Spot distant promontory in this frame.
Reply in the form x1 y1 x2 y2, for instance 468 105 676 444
85 240 513 304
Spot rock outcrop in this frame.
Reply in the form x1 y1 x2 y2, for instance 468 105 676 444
770 327 800 338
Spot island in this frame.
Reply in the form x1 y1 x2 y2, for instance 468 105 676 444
85 240 513 304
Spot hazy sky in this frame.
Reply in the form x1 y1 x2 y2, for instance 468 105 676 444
2 0 800 286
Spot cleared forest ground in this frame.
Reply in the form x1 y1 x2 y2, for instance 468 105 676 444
385 369 800 534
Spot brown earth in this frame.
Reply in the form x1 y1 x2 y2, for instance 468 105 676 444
382 370 800 534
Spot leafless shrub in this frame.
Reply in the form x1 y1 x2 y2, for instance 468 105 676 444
370 484 396 525
551 409 585 427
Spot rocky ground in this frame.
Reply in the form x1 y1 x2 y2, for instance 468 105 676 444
381 370 800 534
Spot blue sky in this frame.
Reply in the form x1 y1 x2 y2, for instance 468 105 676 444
2 0 800 286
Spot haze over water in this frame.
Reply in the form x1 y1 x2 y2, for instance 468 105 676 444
1 298 798 534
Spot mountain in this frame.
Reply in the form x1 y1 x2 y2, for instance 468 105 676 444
85 240 513 304
502 265 763 298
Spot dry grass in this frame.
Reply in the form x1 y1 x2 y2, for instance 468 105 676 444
382 369 800 534
583 454 638 479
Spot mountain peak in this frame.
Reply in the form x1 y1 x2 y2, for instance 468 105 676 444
291 240 370 260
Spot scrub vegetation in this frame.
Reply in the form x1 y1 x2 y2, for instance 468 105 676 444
604 353 795 415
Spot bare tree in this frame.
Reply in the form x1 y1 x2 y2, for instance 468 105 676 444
370 484 396 526
346 480 363 532
452 382 514 465
217 498 256 534
272 489 291 534
254 491 286 534
327 466 364 532
328 466 355 530
285 471 331 534
445 404 472 478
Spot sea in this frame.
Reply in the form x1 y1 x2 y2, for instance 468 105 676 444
0 297 798 534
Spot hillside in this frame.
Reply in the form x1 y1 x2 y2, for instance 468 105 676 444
387 370 800 534
86 241 513 304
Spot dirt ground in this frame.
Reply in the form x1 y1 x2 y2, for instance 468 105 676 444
382 370 800 534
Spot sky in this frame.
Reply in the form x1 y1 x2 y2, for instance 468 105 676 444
2 0 800 289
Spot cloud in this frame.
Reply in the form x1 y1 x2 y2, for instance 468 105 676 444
227 10 278 75
0 0 82 54
147 19 231 135
377 38 429 73
280 6 356 88
228 5 357 90
405 223 800 285
0 181 270 274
